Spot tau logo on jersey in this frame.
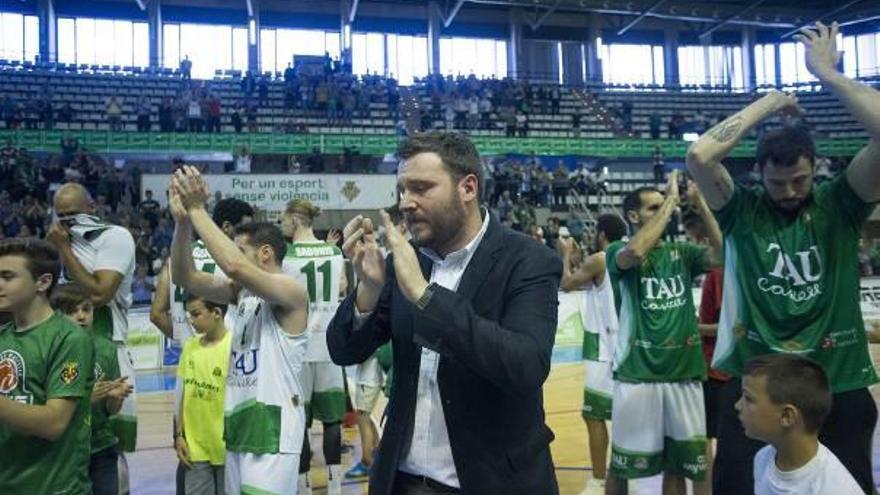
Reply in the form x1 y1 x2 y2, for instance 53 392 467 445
757 243 823 303
0 350 25 394
231 349 258 376
640 275 688 311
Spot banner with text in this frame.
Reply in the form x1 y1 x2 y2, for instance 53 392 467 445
142 174 397 212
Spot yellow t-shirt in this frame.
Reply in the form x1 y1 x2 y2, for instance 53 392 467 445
178 331 231 465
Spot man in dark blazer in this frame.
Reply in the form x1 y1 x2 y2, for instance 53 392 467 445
328 132 562 495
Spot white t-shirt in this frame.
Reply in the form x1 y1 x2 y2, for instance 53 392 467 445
754 443 863 495
69 220 135 343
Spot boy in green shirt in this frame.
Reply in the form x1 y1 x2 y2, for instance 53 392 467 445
0 238 95 494
176 294 231 495
51 282 133 495
605 172 722 495
687 21 880 494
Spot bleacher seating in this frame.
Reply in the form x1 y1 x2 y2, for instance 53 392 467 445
591 84 870 140
0 65 397 134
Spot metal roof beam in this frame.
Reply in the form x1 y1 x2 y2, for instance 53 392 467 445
617 0 667 36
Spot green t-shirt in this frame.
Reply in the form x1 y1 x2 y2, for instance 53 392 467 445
0 312 95 495
607 240 710 382
711 175 878 392
91 333 121 454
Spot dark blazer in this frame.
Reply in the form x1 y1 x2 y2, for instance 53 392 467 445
328 213 562 495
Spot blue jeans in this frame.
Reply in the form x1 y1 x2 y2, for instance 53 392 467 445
90 446 119 495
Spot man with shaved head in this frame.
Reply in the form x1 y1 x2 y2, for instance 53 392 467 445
47 182 139 457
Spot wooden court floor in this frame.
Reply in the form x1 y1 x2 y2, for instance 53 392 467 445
132 347 880 495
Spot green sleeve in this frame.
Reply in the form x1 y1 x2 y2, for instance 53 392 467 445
47 329 94 400
713 183 757 234
818 174 877 233
605 240 627 275
682 242 711 276
104 341 121 381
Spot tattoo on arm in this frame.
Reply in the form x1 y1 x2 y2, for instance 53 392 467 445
708 117 744 143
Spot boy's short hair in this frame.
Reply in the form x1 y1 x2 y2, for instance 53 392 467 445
184 293 228 315
0 239 61 292
744 354 832 433
50 283 91 314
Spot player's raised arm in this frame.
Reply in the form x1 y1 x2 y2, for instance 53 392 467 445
686 91 802 210
173 166 308 311
797 21 880 203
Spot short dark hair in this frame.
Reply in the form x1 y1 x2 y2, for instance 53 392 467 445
744 354 832 434
0 239 61 292
622 186 660 225
212 198 254 228
756 126 816 171
50 283 90 314
596 214 627 243
234 222 287 265
397 132 482 195
184 293 228 315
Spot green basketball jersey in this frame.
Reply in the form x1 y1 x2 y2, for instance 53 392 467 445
607 240 710 382
282 242 345 363
712 175 878 392
0 313 95 495
91 332 121 454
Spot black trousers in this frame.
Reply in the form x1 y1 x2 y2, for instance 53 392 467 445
713 378 877 495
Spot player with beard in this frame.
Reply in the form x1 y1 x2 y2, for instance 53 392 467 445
686 22 880 494
170 166 311 495
557 213 627 495
327 132 561 495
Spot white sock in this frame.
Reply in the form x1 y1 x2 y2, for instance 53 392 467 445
297 472 312 495
327 464 343 495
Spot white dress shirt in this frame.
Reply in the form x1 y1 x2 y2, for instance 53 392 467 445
397 212 490 487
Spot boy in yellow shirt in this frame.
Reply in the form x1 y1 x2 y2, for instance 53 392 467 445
175 295 231 495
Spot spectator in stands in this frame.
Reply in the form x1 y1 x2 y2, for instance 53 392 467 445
94 195 113 219
180 55 192 81
552 161 570 209
1 95 18 128
653 146 666 183
106 96 123 132
138 190 161 230
444 103 456 132
512 197 536 231
206 95 221 133
136 96 151 132
284 63 296 85
388 86 400 120
479 94 492 129
550 86 561 115
187 97 203 133
241 71 255 97
650 112 662 139
58 102 73 124
245 101 258 133
41 96 54 130
496 190 514 223
234 146 252 174
258 77 269 107
467 95 480 129
669 113 685 140
231 104 243 133
152 217 173 253
516 112 528 137
158 98 173 133
130 264 155 305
